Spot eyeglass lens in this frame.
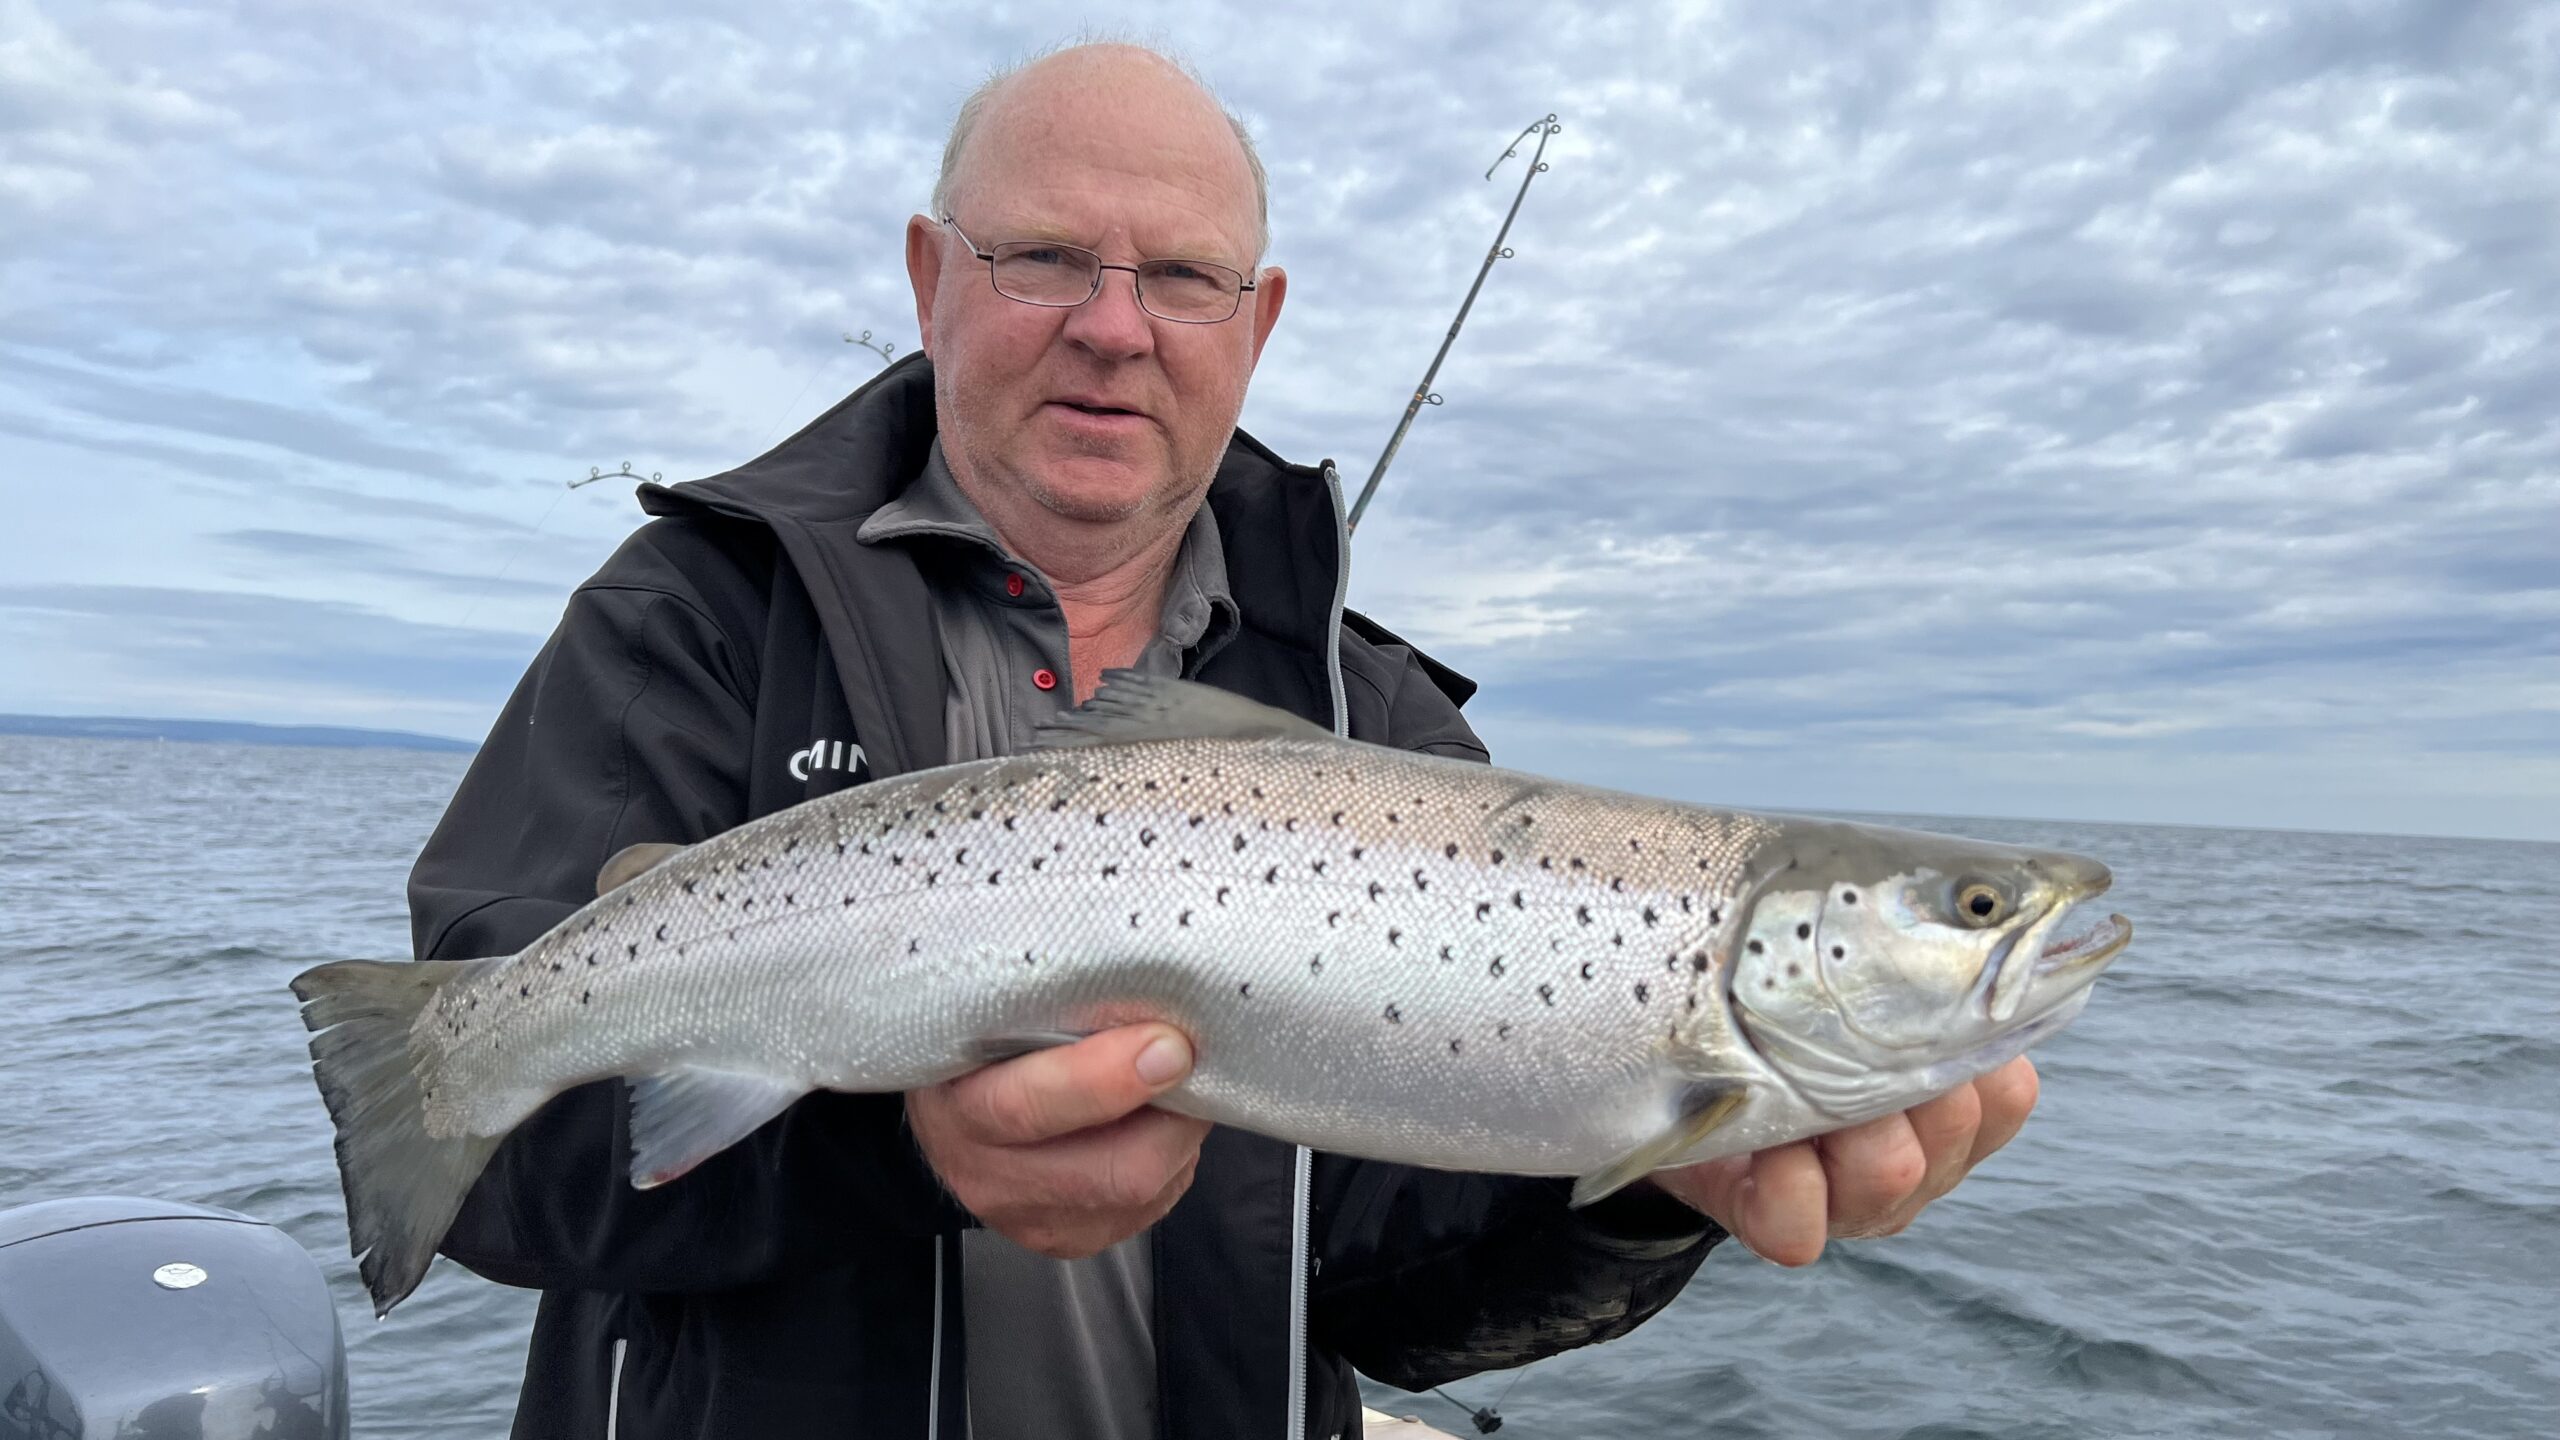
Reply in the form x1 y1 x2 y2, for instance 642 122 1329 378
987 243 1243 323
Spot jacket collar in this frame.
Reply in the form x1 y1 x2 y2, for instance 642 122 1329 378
638 351 1343 695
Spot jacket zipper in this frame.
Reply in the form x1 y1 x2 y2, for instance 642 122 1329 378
606 1337 627 1440
928 1235 947 1440
1289 460 1353 1440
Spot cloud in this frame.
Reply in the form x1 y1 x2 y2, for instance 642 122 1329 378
1 0 2552 839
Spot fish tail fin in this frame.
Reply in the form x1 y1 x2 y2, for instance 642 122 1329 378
292 957 504 1316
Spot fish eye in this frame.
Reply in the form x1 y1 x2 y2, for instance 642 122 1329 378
1954 881 2008 927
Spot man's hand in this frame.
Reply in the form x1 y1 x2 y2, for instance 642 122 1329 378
906 1024 1210 1258
1645 1057 2041 1266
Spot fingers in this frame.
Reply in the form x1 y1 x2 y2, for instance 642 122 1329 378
1737 1140 1830 1268
1968 1057 2039 1167
993 1109 1213 1257
946 1025 1194 1145
1814 1111 1929 1239
905 1024 1210 1260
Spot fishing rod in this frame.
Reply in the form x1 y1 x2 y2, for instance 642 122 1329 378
1345 112 1562 534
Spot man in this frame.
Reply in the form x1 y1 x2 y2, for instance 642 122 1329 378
410 42 2040 1439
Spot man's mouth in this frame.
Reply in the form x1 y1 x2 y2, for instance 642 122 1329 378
1050 397 1145 420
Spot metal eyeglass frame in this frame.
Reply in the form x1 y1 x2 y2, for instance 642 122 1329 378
938 214 1256 324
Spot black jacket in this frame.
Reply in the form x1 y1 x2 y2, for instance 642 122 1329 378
409 355 1720 1439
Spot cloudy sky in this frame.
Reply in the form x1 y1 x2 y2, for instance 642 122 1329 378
4 0 2553 841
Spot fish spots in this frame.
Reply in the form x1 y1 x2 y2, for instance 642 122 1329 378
1102 864 1121 878
1489 956 1506 977
908 938 922 955
1130 912 1142 929
1747 940 1765 955
1327 911 1341 928
1710 907 1724 925
1831 945 1846 959
1634 981 1650 1004
1233 834 1248 853
1786 962 1802 978
1309 859 1327 875
1310 955 1324 975
1179 911 1193 928
1691 954 1711 974
1444 843 1460 859
1368 881 1386 901
1796 922 1812 940
1139 829 1157 848
1412 869 1430 892
1216 886 1231 905
988 872 1002 886
1575 905 1593 925
1475 902 1494 920
1330 810 1345 826
1350 845 1366 861
1495 1021 1513 1040
1265 865 1281 884
1537 984 1556 1006
1387 928 1403 948
1579 961 1595 980
518 984 531 998
1239 982 1252 997
1383 1003 1403 1024
625 942 639 958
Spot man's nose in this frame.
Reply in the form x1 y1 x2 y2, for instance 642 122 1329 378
1060 267 1155 361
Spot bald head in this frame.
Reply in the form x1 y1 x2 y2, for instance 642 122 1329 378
932 42 1270 262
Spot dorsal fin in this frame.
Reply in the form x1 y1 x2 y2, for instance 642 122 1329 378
597 841 689 897
1033 672 1337 750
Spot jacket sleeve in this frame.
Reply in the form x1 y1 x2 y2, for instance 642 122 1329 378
1312 636 1723 1389
409 529 968 1297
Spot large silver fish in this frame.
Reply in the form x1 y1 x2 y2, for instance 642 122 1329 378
296 674 2131 1313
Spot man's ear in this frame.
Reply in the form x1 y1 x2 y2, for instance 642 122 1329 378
906 215 944 355
1247 265 1287 366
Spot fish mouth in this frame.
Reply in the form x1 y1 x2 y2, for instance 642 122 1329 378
1987 907 2132 1023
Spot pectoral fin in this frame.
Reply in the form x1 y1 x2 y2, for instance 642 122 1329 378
597 841 689 897
625 1069 806 1189
1569 1082 1750 1208
965 1030 1095 1065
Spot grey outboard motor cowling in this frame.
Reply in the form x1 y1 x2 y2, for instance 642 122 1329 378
0 1196 347 1440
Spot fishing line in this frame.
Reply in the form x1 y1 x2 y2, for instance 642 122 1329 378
456 481 571 631
1427 1384 1505 1433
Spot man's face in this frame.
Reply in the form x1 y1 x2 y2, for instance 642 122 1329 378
906 58 1288 541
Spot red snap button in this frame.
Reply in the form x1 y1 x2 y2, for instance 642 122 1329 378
1005 573 1025 598
1032 668 1058 691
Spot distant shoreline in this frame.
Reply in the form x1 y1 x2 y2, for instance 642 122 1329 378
0 713 477 754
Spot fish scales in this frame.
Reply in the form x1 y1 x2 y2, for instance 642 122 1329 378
426 735 1775 1175
295 673 2130 1312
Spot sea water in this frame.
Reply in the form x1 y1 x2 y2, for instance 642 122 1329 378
2 735 2552 1438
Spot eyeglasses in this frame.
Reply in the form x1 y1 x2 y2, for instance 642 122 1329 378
939 214 1256 325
